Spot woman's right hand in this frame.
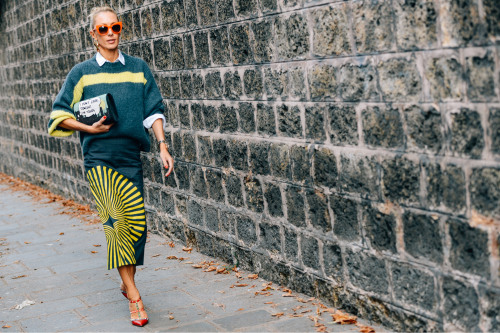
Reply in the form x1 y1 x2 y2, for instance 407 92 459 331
59 117 113 134
88 116 114 134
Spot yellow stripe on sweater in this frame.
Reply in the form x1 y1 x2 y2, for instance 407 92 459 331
70 72 148 108
48 110 76 137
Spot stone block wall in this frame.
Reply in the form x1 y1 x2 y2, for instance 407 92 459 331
0 0 499 331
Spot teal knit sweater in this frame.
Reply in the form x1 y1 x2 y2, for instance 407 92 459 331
48 52 164 153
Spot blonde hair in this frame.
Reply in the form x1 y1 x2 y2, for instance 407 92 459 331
88 6 118 30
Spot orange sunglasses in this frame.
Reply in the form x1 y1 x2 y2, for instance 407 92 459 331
94 22 123 36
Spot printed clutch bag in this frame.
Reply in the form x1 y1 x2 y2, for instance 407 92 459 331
73 93 118 126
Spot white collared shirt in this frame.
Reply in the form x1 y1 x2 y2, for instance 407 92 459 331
95 50 166 130
96 50 125 66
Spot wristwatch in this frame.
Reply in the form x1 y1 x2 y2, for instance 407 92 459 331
158 140 168 149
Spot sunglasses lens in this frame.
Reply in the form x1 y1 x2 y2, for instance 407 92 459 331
111 24 121 33
98 26 108 35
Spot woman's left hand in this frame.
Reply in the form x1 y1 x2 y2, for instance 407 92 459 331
160 146 174 177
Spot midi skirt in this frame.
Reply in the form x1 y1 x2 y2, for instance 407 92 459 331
84 137 147 270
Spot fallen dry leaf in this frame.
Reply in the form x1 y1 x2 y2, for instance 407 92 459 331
177 257 187 261
93 244 101 247
236 308 244 312
59 232 64 235
24 241 30 244
247 274 258 279
168 242 175 248
167 255 178 260
234 283 248 287
91 251 98 254
316 325 328 332
357 324 376 333
216 267 227 274
282 292 294 297
192 264 203 268
235 272 242 279
151 254 160 258
169 315 174 320
289 314 303 318
11 275 27 279
182 247 193 253
2 325 11 328
272 312 284 318
332 310 357 325
204 266 216 272
264 301 274 304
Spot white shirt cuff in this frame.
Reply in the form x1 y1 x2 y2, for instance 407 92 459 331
143 114 166 130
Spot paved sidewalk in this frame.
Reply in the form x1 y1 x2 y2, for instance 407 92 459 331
0 184 385 332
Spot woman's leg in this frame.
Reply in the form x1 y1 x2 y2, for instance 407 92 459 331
118 265 140 300
118 265 147 322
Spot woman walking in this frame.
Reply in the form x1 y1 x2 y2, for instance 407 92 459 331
47 6 173 327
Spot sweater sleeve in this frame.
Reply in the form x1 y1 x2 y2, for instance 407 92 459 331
47 69 81 137
143 63 165 121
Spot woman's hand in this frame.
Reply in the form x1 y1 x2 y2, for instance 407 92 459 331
59 116 113 134
160 144 174 177
88 116 114 134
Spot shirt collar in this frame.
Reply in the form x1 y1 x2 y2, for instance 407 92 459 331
96 50 125 66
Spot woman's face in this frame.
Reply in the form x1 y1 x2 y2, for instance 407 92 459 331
90 11 120 52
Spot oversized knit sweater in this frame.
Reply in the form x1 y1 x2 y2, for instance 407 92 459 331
47 52 164 153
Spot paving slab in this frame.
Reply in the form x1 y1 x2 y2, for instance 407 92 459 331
0 184 387 332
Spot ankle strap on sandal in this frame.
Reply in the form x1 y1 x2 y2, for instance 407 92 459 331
129 297 142 304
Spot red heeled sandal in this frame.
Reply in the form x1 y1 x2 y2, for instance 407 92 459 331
129 298 148 327
120 289 128 299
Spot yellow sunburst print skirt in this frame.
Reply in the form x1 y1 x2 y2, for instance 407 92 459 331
86 165 147 269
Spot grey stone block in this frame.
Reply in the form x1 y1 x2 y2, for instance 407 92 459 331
249 141 270 175
257 103 276 136
346 249 389 294
210 27 230 65
236 215 257 246
394 0 438 50
229 24 253 65
301 235 320 270
382 157 420 203
403 211 443 264
404 105 443 152
425 163 466 211
311 4 350 56
442 276 480 330
363 204 397 253
352 0 394 53
285 185 306 228
306 190 332 233
338 63 378 102
244 176 264 213
275 13 309 60
259 221 281 253
331 195 359 241
466 52 497 101
309 64 336 101
377 57 422 102
339 153 379 199
425 56 463 101
252 20 274 63
449 107 484 159
438 0 486 47
448 218 490 276
277 104 302 138
391 263 436 311
225 173 244 207
305 105 326 142
363 105 404 149
313 147 337 188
